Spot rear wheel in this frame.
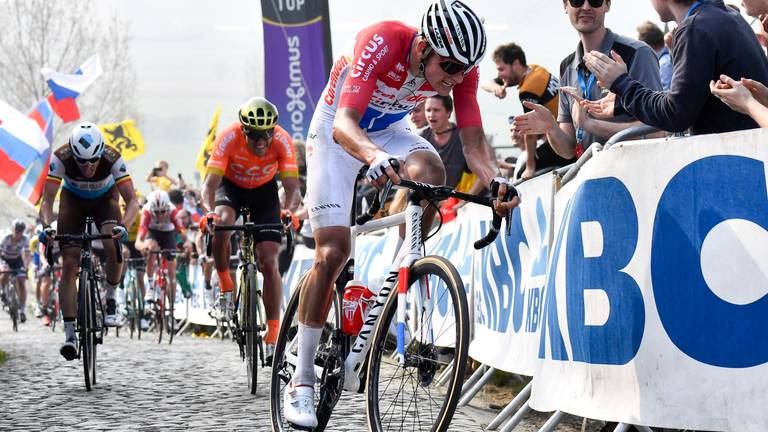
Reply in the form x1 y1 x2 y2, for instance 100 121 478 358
366 256 469 432
128 278 137 339
269 272 344 431
9 284 19 332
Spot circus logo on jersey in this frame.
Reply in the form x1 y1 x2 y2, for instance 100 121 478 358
350 33 385 80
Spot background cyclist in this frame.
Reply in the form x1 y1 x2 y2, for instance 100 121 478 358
136 190 185 315
38 122 139 360
0 219 32 323
200 97 301 358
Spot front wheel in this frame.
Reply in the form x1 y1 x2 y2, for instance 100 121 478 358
166 288 175 345
269 272 344 431
155 285 165 344
366 256 469 432
243 264 260 394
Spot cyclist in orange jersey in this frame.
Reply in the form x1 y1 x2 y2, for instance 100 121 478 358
200 97 301 358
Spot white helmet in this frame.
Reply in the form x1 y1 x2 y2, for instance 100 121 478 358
421 0 487 68
69 121 105 161
148 190 171 214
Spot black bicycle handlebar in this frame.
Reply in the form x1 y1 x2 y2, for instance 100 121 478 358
205 220 294 258
355 159 518 250
50 233 123 264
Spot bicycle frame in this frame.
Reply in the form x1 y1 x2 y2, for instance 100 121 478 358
342 198 429 387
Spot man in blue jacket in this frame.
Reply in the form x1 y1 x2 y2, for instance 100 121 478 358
583 0 768 135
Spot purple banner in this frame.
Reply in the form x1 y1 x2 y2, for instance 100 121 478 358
262 0 332 142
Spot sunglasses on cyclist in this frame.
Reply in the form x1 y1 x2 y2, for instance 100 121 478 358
568 0 605 8
153 209 168 215
244 128 274 141
75 156 100 165
438 59 472 76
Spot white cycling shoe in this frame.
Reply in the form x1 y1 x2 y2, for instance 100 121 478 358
104 312 124 328
283 381 318 430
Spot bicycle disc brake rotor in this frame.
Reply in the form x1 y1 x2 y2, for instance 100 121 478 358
413 342 438 387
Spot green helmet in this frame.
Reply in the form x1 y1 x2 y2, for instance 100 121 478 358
238 97 279 131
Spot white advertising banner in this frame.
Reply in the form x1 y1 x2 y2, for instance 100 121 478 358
531 129 768 431
469 173 556 376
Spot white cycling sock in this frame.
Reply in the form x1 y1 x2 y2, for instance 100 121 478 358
105 281 118 300
294 323 322 386
63 320 76 340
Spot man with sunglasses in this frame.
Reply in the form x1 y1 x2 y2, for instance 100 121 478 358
285 1 519 428
514 0 662 158
201 96 301 355
39 122 139 360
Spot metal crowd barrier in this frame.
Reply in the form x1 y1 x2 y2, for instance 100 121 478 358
465 124 665 431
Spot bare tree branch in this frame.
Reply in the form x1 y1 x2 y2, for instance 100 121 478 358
0 0 139 143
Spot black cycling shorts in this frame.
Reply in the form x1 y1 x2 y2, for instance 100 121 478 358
1 256 26 277
57 187 121 250
148 229 178 251
214 178 281 244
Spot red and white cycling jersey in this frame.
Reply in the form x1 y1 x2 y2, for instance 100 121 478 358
316 21 482 133
138 202 183 235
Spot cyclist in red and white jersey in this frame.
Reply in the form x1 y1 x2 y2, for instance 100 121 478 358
286 1 520 428
136 190 185 306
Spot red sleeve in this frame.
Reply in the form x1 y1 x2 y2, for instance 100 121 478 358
453 67 483 129
138 210 151 237
170 208 184 233
338 23 403 114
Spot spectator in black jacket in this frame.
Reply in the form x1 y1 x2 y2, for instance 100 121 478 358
583 0 768 135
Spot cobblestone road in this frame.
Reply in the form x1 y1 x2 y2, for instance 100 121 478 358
0 310 490 431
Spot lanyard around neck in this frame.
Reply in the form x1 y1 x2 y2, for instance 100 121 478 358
685 1 703 19
577 68 597 101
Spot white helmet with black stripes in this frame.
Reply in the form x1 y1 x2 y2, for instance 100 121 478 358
69 121 105 161
421 0 487 67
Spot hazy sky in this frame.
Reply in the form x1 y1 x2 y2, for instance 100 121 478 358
97 0 664 193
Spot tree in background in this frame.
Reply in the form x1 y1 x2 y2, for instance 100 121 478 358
0 0 139 142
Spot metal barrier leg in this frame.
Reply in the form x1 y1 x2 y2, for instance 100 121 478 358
634 426 653 432
460 364 487 395
436 360 455 386
538 411 564 432
458 366 496 406
499 401 531 432
487 381 532 430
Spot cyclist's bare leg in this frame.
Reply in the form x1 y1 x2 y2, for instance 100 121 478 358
60 248 81 319
256 240 282 344
35 274 42 308
212 205 236 292
294 226 350 385
40 275 52 309
399 151 447 237
15 275 27 310
137 270 146 298
167 259 176 305
144 239 160 283
100 223 122 298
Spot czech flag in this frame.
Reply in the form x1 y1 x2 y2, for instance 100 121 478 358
0 99 50 186
16 100 55 207
41 55 103 123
